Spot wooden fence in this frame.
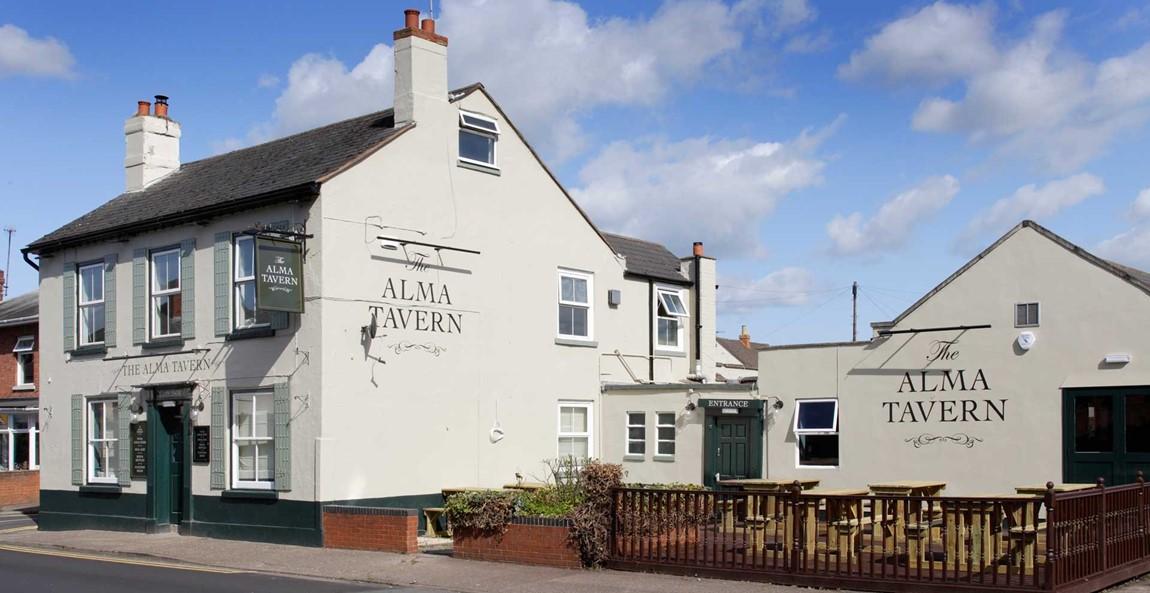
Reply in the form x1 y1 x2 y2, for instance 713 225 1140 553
608 480 1150 593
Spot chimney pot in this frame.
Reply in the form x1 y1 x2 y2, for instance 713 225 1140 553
404 9 420 29
154 95 169 118
136 101 151 117
421 18 436 34
739 325 751 348
692 242 704 257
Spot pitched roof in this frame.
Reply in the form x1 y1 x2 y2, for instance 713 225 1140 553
716 337 769 369
881 220 1150 329
0 291 38 326
602 232 690 284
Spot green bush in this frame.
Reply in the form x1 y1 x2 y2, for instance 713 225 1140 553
444 490 518 535
518 486 580 518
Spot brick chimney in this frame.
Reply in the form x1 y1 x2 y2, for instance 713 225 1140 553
124 95 181 192
739 325 751 348
393 8 449 126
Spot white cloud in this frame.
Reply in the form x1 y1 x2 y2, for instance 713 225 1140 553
1130 188 1150 220
838 2 997 86
572 116 842 258
718 268 817 314
1096 226 1150 269
257 73 280 88
959 172 1105 246
235 0 808 158
827 175 959 256
843 3 1150 172
0 24 75 79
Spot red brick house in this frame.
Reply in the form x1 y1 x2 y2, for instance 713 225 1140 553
0 271 39 508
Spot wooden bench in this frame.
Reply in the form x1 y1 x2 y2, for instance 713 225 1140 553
423 507 448 537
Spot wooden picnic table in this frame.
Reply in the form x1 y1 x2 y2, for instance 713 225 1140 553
503 482 549 491
1014 483 1094 496
868 481 947 555
799 488 870 556
940 495 1000 569
997 493 1044 571
716 479 820 534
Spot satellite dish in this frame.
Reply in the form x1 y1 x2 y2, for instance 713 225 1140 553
1017 331 1036 351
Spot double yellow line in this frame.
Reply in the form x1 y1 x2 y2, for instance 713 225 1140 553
0 543 246 574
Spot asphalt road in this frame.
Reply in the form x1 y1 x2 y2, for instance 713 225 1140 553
0 546 446 593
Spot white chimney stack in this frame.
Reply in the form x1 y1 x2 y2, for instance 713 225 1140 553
393 8 449 126
124 95 181 192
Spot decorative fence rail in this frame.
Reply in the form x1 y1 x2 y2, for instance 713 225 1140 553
608 480 1150 593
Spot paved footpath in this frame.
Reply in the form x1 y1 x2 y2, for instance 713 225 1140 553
1 526 1148 593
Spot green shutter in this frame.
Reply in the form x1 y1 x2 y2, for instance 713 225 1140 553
214 232 231 336
62 264 75 352
132 249 147 344
71 394 83 485
104 255 118 348
210 385 226 490
117 392 132 486
273 382 292 491
181 239 196 339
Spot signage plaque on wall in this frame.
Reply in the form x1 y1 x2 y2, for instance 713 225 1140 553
256 237 304 313
130 422 148 479
192 426 211 464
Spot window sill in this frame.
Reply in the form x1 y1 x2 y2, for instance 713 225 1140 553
142 337 185 350
70 344 107 358
555 337 598 348
654 349 686 358
11 385 35 392
623 455 645 462
654 455 676 463
79 484 122 495
222 489 278 500
226 326 275 342
458 159 501 176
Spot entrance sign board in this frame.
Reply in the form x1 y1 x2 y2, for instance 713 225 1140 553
131 422 148 479
192 426 211 464
256 237 304 313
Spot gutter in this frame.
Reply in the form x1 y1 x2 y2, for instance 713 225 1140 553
25 182 320 256
22 249 39 271
0 315 38 328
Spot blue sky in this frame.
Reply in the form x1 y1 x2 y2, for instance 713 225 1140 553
3 0 1150 345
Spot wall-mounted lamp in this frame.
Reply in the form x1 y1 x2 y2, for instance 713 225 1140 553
765 396 785 410
189 396 206 420
685 401 697 412
1104 353 1132 365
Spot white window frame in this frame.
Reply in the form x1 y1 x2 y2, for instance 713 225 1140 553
12 336 34 389
794 398 839 469
654 286 688 351
655 412 677 460
557 269 594 341
625 411 645 458
150 248 182 339
1015 302 1040 327
557 401 594 464
233 235 270 330
458 110 500 169
86 398 117 484
77 261 106 346
231 390 275 491
0 412 39 472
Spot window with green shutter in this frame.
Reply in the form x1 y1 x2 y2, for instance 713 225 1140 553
210 386 226 490
62 264 76 352
274 382 291 491
180 239 196 339
71 394 83 485
132 249 147 344
104 255 118 348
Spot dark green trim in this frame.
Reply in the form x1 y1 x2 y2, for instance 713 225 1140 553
69 345 108 358
141 337 186 350
39 489 150 533
703 409 764 489
225 327 275 341
184 495 321 547
328 493 443 533
221 489 278 500
78 485 122 494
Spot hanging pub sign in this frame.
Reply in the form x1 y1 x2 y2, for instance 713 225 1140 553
192 426 211 464
256 236 304 313
131 422 148 479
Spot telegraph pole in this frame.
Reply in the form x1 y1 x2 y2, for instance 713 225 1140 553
851 281 858 342
3 227 13 298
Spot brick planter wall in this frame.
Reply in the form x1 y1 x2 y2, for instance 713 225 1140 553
453 517 581 569
0 470 39 508
322 505 418 553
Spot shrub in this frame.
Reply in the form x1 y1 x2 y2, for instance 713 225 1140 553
444 490 518 535
568 460 624 567
518 486 580 518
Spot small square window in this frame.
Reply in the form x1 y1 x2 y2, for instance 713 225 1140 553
558 270 593 340
12 336 34 353
459 111 499 169
626 412 645 456
656 412 676 457
793 399 838 434
1015 303 1039 327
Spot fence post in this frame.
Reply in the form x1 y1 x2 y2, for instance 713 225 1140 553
1045 481 1056 591
1097 477 1107 571
1139 470 1146 560
610 488 619 562
790 480 801 573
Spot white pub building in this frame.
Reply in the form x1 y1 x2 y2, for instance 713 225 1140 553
25 10 751 544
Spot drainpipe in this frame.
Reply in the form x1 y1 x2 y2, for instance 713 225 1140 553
692 242 703 376
21 249 38 271
648 280 655 381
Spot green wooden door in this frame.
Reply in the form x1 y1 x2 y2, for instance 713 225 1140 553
706 416 752 486
150 402 188 526
1064 388 1150 485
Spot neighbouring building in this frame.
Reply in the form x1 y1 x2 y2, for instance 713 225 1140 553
715 325 766 382
0 274 40 508
24 9 744 544
759 221 1150 495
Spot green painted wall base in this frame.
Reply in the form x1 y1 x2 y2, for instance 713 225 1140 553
328 493 443 532
39 489 150 533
